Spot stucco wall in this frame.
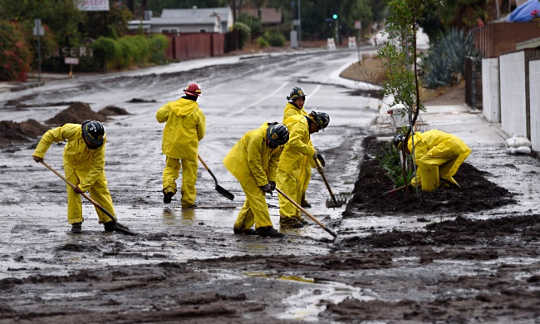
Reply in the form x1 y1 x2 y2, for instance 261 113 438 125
500 52 527 137
481 58 500 122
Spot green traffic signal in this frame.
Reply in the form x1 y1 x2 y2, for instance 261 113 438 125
332 13 338 20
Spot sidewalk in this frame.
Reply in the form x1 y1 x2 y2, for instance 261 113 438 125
0 73 69 93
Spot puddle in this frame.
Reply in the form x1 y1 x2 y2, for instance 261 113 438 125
277 280 376 321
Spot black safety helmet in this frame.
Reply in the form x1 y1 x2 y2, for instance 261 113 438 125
309 111 330 130
81 120 105 149
287 87 306 103
266 122 289 148
392 134 407 150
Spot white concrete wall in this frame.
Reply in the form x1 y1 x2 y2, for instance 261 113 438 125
500 52 527 137
482 58 500 122
530 60 540 152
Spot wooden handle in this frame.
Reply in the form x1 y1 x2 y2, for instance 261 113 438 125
276 187 337 238
198 155 218 184
40 161 116 222
314 158 338 205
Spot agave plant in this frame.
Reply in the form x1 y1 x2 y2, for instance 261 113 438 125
422 28 479 88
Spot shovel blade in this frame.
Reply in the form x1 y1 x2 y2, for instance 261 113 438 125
216 185 235 201
112 222 137 236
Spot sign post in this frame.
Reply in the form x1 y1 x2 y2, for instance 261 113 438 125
33 19 45 82
64 57 79 79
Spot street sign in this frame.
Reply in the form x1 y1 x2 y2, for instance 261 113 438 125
33 19 44 36
75 0 109 11
354 20 362 30
292 19 300 26
64 57 79 65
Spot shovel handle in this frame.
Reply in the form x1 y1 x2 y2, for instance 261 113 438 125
198 155 218 184
314 157 339 206
276 187 337 238
40 161 116 223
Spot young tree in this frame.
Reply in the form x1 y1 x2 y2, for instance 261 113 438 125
378 0 431 192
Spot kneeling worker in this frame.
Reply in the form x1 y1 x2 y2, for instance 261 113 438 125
32 121 118 233
224 122 289 238
277 111 329 228
397 129 471 192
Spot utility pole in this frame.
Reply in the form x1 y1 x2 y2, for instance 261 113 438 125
33 19 44 83
297 0 301 46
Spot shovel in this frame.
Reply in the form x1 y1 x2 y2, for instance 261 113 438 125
313 157 346 208
275 187 337 239
198 155 235 201
40 161 136 236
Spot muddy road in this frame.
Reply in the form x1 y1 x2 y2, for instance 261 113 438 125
1 50 540 323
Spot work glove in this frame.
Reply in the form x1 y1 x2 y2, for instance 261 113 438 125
32 155 43 163
314 152 325 167
73 186 84 194
259 183 273 193
269 181 276 191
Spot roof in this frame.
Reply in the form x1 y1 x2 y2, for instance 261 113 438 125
160 7 232 24
240 8 282 24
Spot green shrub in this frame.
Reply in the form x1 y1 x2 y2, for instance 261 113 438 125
422 28 479 88
263 30 286 47
377 141 413 187
149 34 168 64
92 36 121 71
233 22 251 48
256 36 270 48
237 13 262 38
0 20 32 81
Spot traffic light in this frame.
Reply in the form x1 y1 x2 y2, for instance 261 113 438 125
332 13 338 20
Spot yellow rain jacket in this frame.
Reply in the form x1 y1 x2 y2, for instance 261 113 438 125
156 98 206 204
408 129 471 192
156 98 206 160
283 102 313 201
33 123 116 224
224 123 283 230
283 102 308 120
277 114 315 219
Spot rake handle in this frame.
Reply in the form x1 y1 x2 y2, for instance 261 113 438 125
40 160 116 223
314 157 339 206
276 187 337 238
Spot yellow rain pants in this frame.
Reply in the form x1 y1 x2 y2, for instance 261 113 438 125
277 115 315 219
283 102 313 203
33 123 116 224
224 123 282 231
408 129 471 192
156 97 206 205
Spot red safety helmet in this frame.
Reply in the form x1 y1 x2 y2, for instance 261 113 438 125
183 83 202 96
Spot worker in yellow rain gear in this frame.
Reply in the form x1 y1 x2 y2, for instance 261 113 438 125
282 87 325 208
156 82 206 207
224 122 289 238
277 111 330 228
396 129 471 192
32 121 117 234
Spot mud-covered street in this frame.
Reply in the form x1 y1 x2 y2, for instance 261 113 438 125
1 50 539 323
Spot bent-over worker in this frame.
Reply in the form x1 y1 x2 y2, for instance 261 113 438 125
224 122 289 238
277 111 329 228
32 121 117 234
399 129 471 192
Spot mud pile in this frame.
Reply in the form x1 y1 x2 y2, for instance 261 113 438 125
345 136 515 215
98 105 130 116
46 102 106 125
0 119 49 147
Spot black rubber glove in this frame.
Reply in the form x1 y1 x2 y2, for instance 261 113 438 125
315 152 325 167
269 181 276 191
260 183 273 193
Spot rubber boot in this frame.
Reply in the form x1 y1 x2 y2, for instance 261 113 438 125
163 191 174 204
256 226 284 238
233 227 257 235
71 222 82 234
103 221 116 232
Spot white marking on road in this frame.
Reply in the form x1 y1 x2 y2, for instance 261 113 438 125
227 81 289 117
